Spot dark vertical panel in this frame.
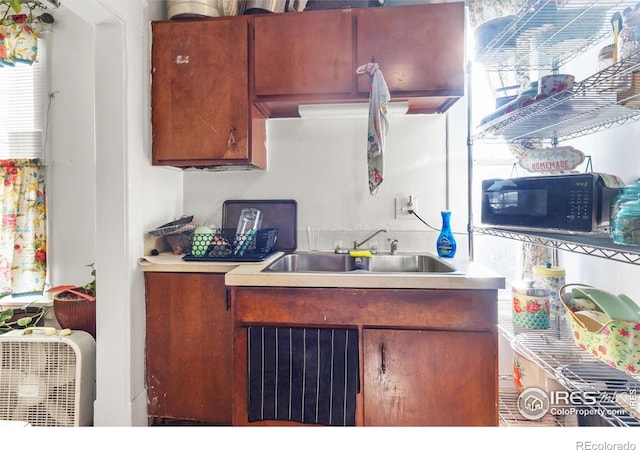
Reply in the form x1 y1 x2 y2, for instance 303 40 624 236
247 327 358 426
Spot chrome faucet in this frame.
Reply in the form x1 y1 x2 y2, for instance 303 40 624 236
388 239 399 255
353 229 387 251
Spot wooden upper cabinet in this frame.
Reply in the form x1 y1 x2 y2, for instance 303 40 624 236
251 4 464 117
151 19 266 169
254 9 354 97
356 2 465 113
150 4 465 150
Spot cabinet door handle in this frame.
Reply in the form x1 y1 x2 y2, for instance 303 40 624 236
380 343 387 374
227 126 237 150
225 288 231 311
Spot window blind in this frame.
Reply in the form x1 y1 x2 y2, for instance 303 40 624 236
0 38 46 159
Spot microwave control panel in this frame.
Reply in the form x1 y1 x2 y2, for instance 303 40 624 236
566 181 592 227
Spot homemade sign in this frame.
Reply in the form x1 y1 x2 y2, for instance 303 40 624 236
518 146 585 173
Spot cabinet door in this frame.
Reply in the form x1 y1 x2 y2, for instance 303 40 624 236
363 329 497 426
144 272 232 424
151 19 252 166
355 3 464 96
253 9 354 97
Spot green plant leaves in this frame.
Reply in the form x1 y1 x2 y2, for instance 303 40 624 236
0 308 14 324
17 316 33 326
0 305 51 333
10 0 21 13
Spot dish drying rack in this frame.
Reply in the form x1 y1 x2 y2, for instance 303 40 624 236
498 298 640 427
182 228 278 262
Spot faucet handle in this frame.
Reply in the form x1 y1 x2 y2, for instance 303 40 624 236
388 238 399 254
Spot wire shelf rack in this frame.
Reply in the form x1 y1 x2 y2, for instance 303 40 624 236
473 53 640 142
474 0 632 72
472 226 640 265
499 375 577 426
471 0 640 143
498 298 640 427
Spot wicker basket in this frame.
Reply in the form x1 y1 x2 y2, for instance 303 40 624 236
560 285 640 376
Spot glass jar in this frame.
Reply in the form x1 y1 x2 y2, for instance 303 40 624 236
612 194 640 246
532 264 565 318
610 182 640 235
619 8 640 62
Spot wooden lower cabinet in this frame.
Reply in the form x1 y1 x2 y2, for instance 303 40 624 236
144 272 232 424
362 329 497 426
231 286 498 426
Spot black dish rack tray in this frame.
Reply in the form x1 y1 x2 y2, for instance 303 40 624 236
182 228 278 262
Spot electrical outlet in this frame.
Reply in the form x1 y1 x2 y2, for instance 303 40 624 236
395 196 417 219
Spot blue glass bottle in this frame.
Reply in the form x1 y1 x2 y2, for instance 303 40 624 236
437 210 456 258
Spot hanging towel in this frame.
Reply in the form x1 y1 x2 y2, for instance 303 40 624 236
357 62 390 195
247 326 359 426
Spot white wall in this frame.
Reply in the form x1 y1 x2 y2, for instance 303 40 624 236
47 0 177 426
46 7 97 287
183 110 470 254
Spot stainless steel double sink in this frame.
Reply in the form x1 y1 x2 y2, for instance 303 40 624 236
263 252 459 274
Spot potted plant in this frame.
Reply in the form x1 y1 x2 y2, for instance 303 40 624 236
0 301 51 334
48 263 96 338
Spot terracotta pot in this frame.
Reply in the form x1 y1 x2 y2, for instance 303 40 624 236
53 292 96 338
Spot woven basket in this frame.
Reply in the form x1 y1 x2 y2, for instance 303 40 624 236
53 292 96 338
560 285 640 376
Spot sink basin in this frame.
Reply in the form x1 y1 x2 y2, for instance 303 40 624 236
263 252 458 274
263 253 356 272
368 254 456 273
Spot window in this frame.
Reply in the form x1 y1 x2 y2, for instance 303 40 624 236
0 36 46 158
0 34 48 303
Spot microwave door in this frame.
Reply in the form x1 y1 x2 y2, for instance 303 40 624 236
482 179 571 229
486 189 548 222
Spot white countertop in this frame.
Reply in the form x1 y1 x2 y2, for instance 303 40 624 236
138 251 283 273
139 252 505 290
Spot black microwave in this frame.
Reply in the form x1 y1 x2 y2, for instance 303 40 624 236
480 173 623 233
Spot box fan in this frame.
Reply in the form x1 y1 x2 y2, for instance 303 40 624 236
0 328 95 426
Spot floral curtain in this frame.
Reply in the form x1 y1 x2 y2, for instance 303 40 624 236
0 159 46 296
0 13 39 67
